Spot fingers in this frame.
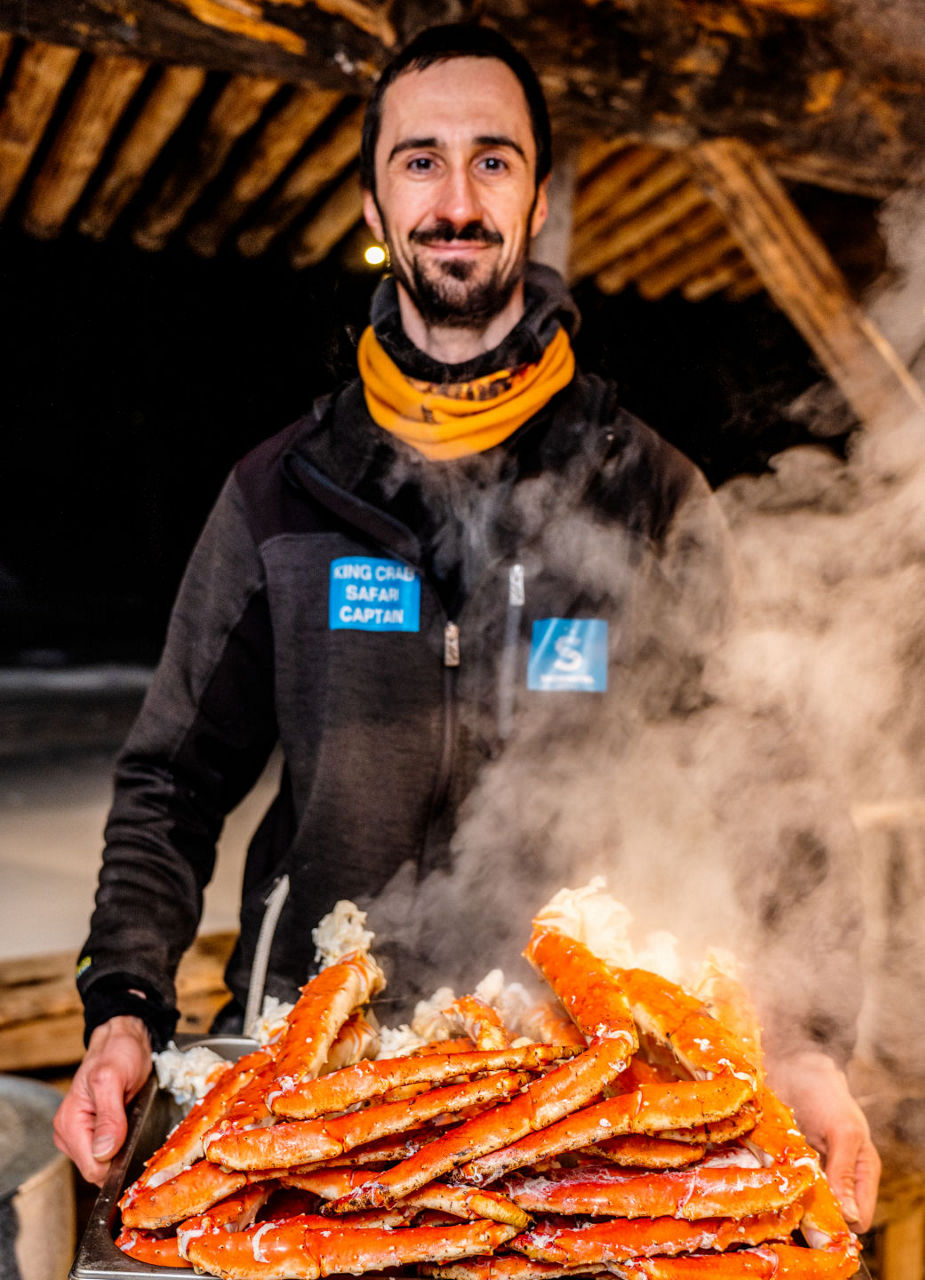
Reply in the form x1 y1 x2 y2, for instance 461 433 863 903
53 1016 152 1185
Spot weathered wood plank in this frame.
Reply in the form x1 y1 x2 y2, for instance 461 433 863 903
0 932 236 1072
0 41 80 219
0 29 13 75
573 146 664 235
79 64 207 239
682 252 755 302
690 137 925 430
236 100 362 256
289 166 362 268
22 52 148 238
187 84 342 257
133 72 282 251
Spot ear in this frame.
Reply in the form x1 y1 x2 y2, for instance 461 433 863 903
529 175 550 240
363 188 385 244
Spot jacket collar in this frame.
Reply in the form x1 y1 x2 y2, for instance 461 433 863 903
369 262 581 386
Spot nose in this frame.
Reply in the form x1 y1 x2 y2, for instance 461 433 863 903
433 164 481 229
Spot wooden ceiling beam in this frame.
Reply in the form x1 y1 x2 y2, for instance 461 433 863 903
289 167 362 268
593 203 727 294
133 73 282 252
635 229 741 300
0 30 12 76
0 41 79 220
78 64 208 240
690 138 925 429
236 101 362 257
573 146 664 236
22 53 148 238
1 1 921 197
186 84 342 257
682 253 756 302
573 183 706 281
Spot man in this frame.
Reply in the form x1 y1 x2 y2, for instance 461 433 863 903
54 23 880 1230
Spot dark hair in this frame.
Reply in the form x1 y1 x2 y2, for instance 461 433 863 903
360 23 552 195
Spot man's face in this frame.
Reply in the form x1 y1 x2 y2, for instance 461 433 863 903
364 57 548 330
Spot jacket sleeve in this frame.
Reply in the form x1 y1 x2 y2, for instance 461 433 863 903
77 474 278 1046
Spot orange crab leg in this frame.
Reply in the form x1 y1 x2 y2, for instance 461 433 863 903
585 1135 706 1169
458 1075 755 1186
514 1201 803 1265
115 1228 189 1267
422 1260 605 1280
184 1214 520 1279
284 1167 529 1229
330 1037 634 1212
119 1049 270 1211
121 1159 251 1230
617 1241 860 1278
519 999 588 1050
443 995 513 1049
265 952 385 1099
207 1069 532 1171
523 928 638 1045
501 1158 813 1220
270 1045 575 1120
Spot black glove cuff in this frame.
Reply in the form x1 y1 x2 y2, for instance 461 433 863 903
82 974 179 1051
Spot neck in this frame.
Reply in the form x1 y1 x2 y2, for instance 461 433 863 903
395 280 527 367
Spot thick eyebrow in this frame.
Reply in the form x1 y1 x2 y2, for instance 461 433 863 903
387 134 528 164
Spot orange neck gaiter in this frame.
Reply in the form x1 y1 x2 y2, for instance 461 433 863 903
358 324 576 462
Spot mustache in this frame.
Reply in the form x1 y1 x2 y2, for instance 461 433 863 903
409 219 503 247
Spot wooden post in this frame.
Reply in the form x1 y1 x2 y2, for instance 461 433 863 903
690 137 925 431
0 41 80 219
23 53 148 238
79 64 207 240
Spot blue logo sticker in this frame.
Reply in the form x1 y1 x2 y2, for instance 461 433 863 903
527 618 608 692
329 557 421 632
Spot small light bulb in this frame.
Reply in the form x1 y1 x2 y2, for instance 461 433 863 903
364 244 387 267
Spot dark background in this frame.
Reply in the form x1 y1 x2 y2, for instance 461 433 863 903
0 190 876 667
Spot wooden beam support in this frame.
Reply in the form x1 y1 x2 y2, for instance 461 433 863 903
79 64 207 240
186 84 342 257
690 137 925 430
289 166 362 268
683 253 755 302
573 145 664 236
236 100 361 256
133 72 282 252
22 52 148 238
0 41 79 220
0 29 13 76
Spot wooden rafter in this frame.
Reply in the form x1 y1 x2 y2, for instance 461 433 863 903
635 228 739 300
289 166 362 268
575 183 706 281
78 64 208 240
186 84 342 257
236 100 362 256
594 203 727 294
133 73 282 252
690 138 925 430
0 41 79 219
22 53 148 238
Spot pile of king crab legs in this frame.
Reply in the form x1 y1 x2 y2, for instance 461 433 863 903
115 893 861 1279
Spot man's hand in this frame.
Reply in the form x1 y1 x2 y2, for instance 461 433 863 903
767 1049 881 1232
53 1016 152 1184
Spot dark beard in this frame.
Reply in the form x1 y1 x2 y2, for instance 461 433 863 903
403 252 523 329
386 214 526 330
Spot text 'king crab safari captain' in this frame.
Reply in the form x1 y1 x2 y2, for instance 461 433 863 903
54 22 880 1232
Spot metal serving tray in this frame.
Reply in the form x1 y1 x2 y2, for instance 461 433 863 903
70 1035 257 1280
70 1034 872 1280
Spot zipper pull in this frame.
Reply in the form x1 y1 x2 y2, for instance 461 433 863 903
509 563 525 607
443 621 460 668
